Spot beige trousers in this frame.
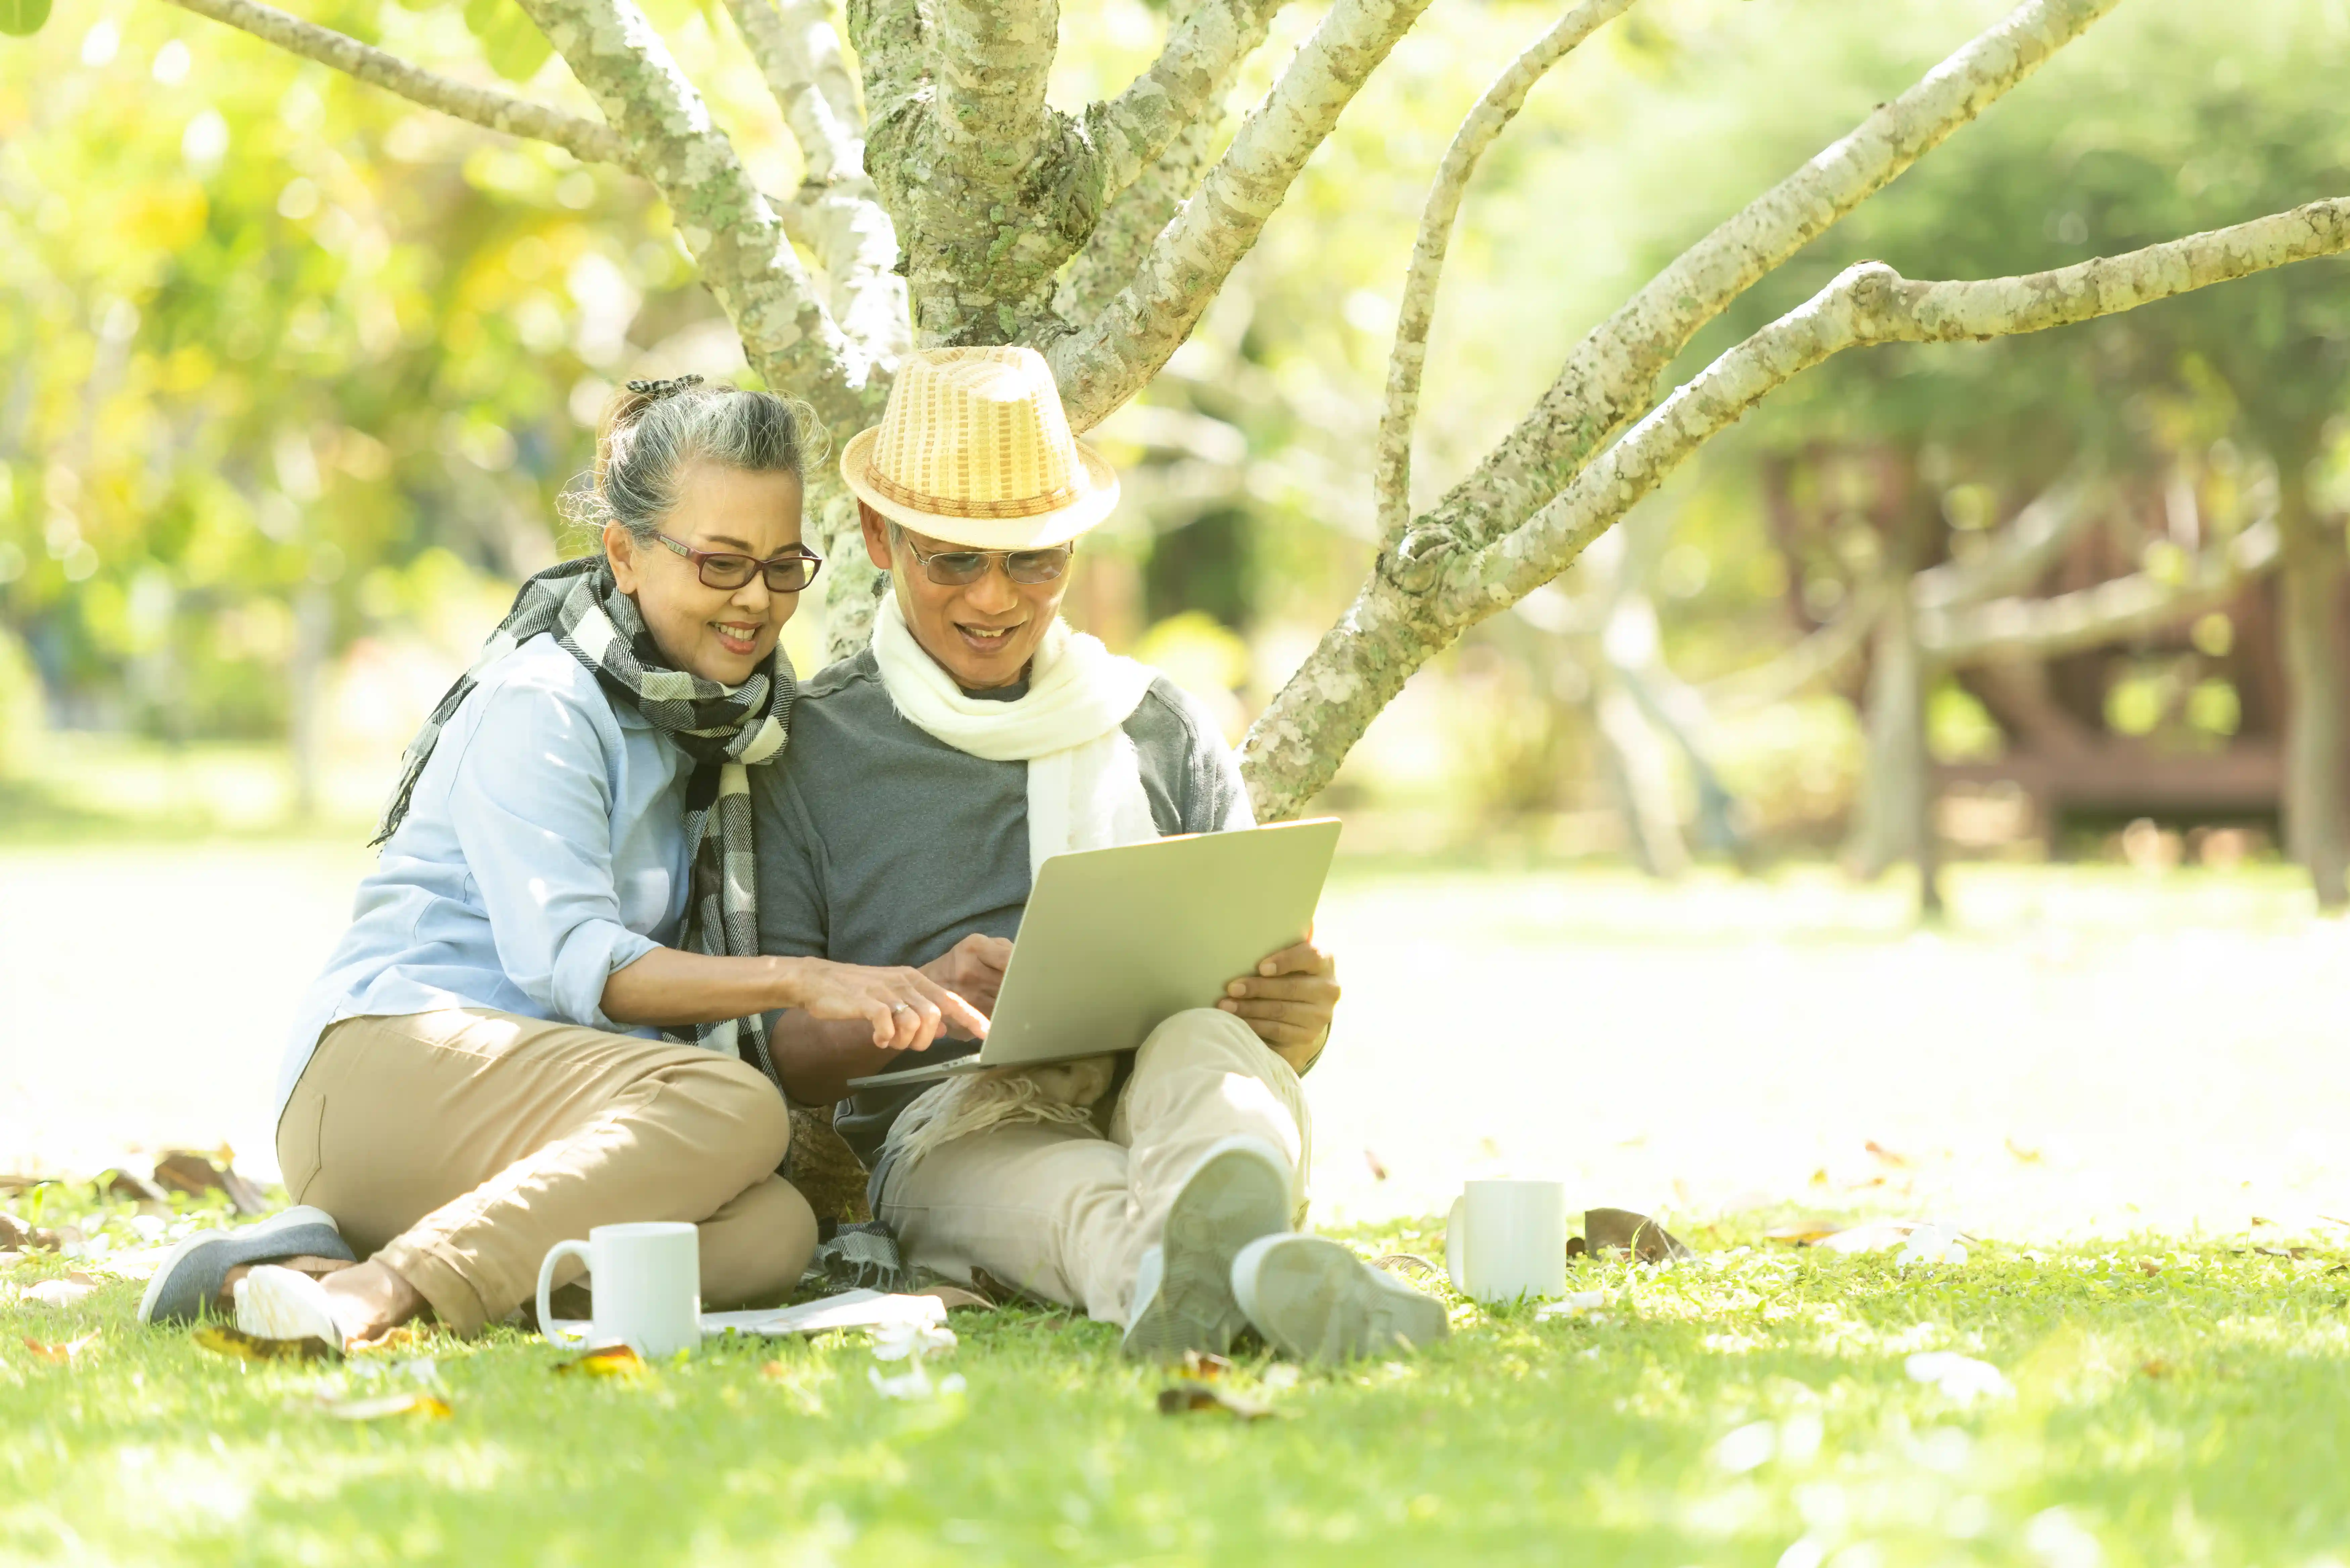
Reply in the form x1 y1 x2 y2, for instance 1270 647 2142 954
877 1007 1311 1323
278 1008 817 1336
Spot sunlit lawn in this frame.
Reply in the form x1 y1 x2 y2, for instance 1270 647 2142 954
8 794 2350 1564
8 1191 2350 1568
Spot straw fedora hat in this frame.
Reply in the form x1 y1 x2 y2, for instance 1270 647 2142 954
840 346 1120 550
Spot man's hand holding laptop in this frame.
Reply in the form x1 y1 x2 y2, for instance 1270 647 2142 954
917 925 1340 1073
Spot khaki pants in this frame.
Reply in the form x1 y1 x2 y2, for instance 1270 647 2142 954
877 1008 1311 1323
278 1009 816 1335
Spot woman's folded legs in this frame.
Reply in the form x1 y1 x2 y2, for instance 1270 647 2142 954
279 1008 815 1337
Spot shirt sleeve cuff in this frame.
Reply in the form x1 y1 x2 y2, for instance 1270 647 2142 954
553 921 660 1032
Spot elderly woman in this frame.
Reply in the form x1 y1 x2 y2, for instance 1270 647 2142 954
139 377 983 1350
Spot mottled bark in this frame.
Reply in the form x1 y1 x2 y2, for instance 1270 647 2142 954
164 0 629 167
1242 199 2350 820
1844 561 1928 885
723 0 908 363
1374 0 1637 544
1088 0 1289 199
1049 0 1435 430
519 0 871 432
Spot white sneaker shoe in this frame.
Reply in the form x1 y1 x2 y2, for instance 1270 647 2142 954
1121 1136 1293 1361
1230 1233 1449 1364
232 1264 352 1355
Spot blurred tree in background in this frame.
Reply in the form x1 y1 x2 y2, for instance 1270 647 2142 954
3 0 2345 892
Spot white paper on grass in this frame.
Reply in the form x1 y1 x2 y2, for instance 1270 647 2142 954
540 1289 950 1345
703 1288 950 1337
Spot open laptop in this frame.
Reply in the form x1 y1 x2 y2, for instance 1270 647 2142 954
845 817 1342 1092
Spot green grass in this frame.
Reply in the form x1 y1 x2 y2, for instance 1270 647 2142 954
9 1192 2350 1568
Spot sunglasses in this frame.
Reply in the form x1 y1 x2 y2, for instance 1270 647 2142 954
654 534 824 593
901 535 1076 587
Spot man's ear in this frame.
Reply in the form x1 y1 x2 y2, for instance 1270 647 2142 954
605 522 641 592
860 503 894 571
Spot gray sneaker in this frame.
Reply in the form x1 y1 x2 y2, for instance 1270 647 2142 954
1120 1136 1292 1361
1230 1233 1449 1364
137 1205 355 1327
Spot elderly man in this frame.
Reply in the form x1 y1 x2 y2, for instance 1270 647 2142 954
753 346 1444 1361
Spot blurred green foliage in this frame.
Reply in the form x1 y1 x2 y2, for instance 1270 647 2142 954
3 0 2346 839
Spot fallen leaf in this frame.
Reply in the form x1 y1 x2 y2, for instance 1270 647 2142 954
1363 1148 1389 1182
1157 1379 1274 1421
1584 1209 1695 1264
2140 1358 2171 1379
1864 1140 1913 1169
2250 1215 2277 1228
152 1150 270 1217
317 1391 452 1422
553 1342 646 1378
2137 1258 2163 1276
193 1325 332 1362
21 1273 100 1308
102 1169 171 1205
23 1331 100 1364
1764 1222 1844 1246
0 1215 60 1252
1371 1253 1441 1278
2004 1138 2044 1163
1179 1350 1235 1380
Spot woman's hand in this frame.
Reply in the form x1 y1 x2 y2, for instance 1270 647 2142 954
782 959 991 1052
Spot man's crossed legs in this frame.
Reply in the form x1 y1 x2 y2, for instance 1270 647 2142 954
877 1007 1445 1362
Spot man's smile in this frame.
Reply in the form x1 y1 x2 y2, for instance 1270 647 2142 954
954 620 1025 655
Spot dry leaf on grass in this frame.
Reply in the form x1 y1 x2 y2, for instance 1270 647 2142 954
1178 1350 1235 1380
1372 1254 1441 1279
23 1331 100 1364
1363 1148 1389 1182
317 1391 452 1422
0 1215 61 1252
193 1325 333 1362
1764 1223 1844 1246
1157 1380 1275 1421
21 1273 100 1309
1864 1140 1914 1169
1584 1209 1695 1264
152 1150 270 1217
553 1343 646 1378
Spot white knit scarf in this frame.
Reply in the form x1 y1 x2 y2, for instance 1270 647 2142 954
870 592 1159 1165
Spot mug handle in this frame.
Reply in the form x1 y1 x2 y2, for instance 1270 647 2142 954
1445 1195 1469 1293
536 1239 593 1344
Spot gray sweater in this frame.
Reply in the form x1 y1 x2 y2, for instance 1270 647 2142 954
751 646 1253 1170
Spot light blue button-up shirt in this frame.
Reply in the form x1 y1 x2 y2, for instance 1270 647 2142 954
274 634 697 1120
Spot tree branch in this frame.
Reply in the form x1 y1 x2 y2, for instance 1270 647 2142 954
161 0 629 168
721 0 863 183
1085 0 1288 201
721 0 908 362
1239 195 2350 819
1925 518 2282 662
1373 0 1635 543
1913 464 2102 611
517 0 874 426
1048 0 1434 431
1388 0 2120 587
935 0 1060 181
1698 579 1891 716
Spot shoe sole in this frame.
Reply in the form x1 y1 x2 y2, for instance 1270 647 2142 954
1121 1140 1292 1362
1233 1234 1449 1364
136 1205 353 1326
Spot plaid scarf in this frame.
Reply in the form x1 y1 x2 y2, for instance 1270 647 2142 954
372 554 793 1081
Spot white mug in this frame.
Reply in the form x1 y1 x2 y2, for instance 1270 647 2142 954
1446 1179 1569 1304
536 1221 702 1358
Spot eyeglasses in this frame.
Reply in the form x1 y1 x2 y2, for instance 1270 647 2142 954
901 536 1075 587
654 534 824 593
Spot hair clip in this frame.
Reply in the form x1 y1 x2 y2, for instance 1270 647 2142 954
625 374 705 399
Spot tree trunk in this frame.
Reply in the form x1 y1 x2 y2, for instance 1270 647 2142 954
2278 475 2348 911
1845 562 1928 886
